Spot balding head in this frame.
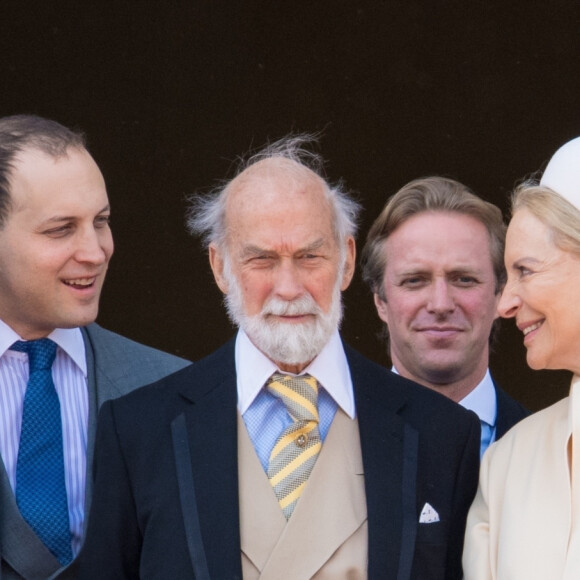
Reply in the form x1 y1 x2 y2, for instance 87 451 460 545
188 135 361 372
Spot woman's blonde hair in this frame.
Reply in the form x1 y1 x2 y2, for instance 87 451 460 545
511 182 580 255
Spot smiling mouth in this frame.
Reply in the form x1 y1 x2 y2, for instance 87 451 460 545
523 321 543 336
63 277 96 289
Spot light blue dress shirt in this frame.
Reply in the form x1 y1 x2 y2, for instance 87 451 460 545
458 370 497 459
236 329 355 471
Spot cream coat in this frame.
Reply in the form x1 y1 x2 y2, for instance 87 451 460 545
463 374 580 579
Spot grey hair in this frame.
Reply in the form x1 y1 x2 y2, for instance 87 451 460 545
186 134 362 252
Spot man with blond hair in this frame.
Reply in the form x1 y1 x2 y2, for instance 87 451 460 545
361 176 528 458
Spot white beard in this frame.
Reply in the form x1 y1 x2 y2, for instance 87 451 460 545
223 264 343 366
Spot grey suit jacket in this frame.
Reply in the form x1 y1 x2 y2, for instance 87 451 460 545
0 323 191 580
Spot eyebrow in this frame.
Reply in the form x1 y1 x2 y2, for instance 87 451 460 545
393 267 429 277
395 266 481 276
299 238 326 253
240 237 327 258
42 204 111 225
511 257 541 268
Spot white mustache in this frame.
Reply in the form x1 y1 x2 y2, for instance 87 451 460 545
262 295 321 317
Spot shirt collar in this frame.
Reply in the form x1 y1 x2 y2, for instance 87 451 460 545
458 369 497 427
0 319 87 376
235 328 355 418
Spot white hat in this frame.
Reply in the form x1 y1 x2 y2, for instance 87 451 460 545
540 136 580 210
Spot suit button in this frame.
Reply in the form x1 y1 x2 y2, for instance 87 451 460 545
296 434 308 447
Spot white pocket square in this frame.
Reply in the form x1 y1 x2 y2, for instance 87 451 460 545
419 502 440 524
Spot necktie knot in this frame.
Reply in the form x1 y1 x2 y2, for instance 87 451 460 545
267 372 319 424
11 339 57 371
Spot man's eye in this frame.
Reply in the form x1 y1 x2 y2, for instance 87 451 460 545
248 255 273 265
455 276 477 285
44 224 73 236
401 277 425 287
95 215 111 228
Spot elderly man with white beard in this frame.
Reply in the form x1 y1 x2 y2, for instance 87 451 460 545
77 136 480 580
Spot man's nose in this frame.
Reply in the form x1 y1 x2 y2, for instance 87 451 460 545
272 261 304 301
426 280 455 313
74 227 110 265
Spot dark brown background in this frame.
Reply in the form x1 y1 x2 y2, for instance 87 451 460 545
2 0 579 411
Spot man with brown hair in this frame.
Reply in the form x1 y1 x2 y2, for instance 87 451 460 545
361 176 528 458
0 114 190 579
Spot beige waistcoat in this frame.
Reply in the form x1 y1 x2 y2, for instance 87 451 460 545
238 409 368 579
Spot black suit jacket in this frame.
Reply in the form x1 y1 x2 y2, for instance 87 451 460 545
494 383 529 440
78 338 480 580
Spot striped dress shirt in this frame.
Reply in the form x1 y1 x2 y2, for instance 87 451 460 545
0 320 88 556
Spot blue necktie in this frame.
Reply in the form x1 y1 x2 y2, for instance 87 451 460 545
11 339 73 565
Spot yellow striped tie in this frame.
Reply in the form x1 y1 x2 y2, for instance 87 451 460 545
267 373 321 519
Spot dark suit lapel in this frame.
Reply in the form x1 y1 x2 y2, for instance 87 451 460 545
174 340 243 580
495 384 510 439
346 345 418 580
494 382 529 439
171 413 211 580
397 423 419 580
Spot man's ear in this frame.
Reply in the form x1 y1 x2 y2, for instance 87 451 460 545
373 292 389 324
340 236 357 291
209 244 229 294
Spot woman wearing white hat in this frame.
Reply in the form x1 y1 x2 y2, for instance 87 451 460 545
463 136 580 579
